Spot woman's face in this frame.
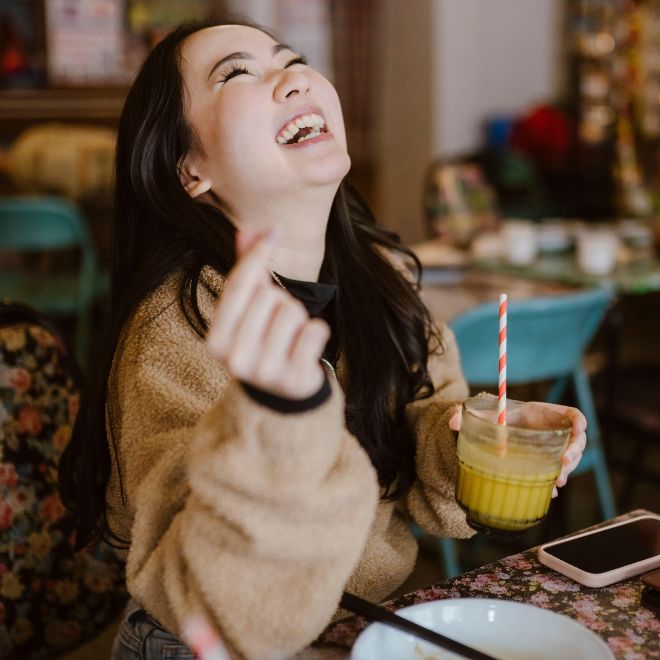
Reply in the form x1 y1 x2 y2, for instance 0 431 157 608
179 25 351 214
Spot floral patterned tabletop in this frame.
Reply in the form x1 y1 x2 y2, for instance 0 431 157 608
308 510 659 660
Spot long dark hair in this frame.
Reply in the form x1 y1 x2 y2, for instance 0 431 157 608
59 18 442 549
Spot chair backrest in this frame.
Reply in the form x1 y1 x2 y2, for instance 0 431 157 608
0 195 98 314
450 287 614 385
0 195 94 253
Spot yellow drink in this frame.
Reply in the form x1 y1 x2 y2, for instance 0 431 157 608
456 463 558 531
455 396 570 535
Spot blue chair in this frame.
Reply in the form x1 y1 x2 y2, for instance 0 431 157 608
0 196 102 365
434 287 617 577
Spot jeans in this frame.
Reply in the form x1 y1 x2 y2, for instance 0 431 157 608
112 598 196 659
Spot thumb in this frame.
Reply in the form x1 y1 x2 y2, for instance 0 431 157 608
236 226 260 257
448 404 463 432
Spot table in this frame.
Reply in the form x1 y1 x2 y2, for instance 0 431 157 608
474 254 660 295
419 268 576 324
302 511 659 659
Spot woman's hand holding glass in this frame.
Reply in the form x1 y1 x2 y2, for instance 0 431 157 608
207 228 330 399
449 401 587 497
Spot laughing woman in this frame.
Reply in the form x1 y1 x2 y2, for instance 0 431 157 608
59 18 586 660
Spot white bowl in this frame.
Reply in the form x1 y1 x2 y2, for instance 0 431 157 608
350 598 614 660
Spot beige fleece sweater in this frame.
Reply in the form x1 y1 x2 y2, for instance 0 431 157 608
106 266 474 659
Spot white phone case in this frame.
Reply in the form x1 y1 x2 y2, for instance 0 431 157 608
537 514 660 588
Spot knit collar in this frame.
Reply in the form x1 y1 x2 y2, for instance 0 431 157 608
272 272 337 318
198 266 336 319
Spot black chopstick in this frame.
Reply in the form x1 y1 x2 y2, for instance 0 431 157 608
340 592 497 660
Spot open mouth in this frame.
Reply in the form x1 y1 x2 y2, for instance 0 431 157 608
276 113 328 145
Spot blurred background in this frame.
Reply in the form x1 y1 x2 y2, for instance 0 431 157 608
0 1 659 657
2 0 659 243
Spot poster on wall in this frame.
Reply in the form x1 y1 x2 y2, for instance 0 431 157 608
46 0 126 85
128 0 213 48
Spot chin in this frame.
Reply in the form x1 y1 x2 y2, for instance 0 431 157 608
309 151 351 185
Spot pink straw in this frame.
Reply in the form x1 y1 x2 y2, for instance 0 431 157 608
498 293 507 425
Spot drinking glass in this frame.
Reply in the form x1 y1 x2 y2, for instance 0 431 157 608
455 395 571 537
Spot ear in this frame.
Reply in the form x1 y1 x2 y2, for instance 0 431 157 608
178 155 213 199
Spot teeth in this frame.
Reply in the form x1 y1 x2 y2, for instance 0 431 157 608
276 113 327 143
296 129 322 143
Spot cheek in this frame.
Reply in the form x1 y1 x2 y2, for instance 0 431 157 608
210 92 258 152
314 76 347 148
199 91 270 175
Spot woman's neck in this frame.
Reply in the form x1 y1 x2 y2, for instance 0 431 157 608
270 234 326 282
231 190 334 282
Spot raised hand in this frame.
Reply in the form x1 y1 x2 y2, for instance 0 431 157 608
207 228 330 400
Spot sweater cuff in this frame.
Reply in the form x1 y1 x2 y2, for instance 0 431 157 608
240 374 331 414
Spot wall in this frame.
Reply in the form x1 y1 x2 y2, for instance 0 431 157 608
374 0 561 245
371 0 434 245
432 0 561 158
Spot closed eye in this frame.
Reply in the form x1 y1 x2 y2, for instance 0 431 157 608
218 64 251 84
286 55 307 67
218 55 307 84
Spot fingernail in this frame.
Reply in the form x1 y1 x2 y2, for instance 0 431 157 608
265 226 281 242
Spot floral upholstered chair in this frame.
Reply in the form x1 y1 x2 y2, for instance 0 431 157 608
0 303 126 658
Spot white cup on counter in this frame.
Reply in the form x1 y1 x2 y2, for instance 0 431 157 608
576 228 619 276
502 220 539 266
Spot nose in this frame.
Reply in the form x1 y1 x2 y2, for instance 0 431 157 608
273 68 310 102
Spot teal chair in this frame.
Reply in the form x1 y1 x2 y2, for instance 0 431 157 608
0 196 102 365
433 286 617 577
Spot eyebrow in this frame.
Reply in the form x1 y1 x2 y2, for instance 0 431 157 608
207 43 295 81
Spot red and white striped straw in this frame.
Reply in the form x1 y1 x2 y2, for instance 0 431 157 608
182 616 231 660
498 293 507 425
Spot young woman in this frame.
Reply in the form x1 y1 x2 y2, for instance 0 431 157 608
59 18 587 660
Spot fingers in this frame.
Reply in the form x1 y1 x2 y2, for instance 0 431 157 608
236 225 274 257
222 285 284 379
558 432 585 477
207 232 276 358
250 295 309 387
537 402 587 433
562 430 586 467
555 427 587 491
286 318 330 393
448 405 462 432
207 228 330 399
526 403 588 495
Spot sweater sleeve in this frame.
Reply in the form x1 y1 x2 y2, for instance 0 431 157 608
108 310 379 660
404 324 476 539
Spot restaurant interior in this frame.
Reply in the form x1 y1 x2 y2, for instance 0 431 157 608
0 0 659 658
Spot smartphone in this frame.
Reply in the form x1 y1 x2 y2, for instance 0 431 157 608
537 514 660 588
